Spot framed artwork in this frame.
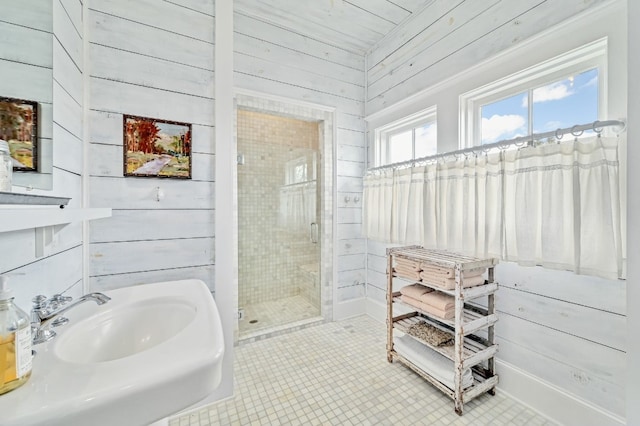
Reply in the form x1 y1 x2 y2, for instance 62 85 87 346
0 97 38 171
123 114 192 179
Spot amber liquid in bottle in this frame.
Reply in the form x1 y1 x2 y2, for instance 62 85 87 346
0 332 31 395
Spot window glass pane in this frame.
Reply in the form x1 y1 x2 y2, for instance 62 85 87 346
480 92 528 144
532 68 598 136
387 130 413 164
414 122 437 158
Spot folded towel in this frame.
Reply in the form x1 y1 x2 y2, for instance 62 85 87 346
400 294 423 310
395 258 422 271
419 271 486 290
420 264 455 277
420 291 455 311
407 321 453 347
394 267 421 281
420 265 486 279
393 334 473 389
400 283 433 299
400 295 454 320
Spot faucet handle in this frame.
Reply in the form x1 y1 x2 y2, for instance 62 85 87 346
32 295 48 309
51 294 72 304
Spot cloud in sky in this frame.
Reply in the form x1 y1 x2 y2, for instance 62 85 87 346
583 75 598 88
482 114 526 143
527 81 574 106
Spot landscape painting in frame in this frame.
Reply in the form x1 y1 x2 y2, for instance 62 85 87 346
0 97 38 171
123 115 192 179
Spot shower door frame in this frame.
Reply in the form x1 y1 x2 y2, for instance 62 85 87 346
233 89 336 340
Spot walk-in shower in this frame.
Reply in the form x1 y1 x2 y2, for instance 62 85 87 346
237 108 324 339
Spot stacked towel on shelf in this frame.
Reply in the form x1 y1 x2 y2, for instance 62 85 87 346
393 334 474 389
420 291 455 312
394 267 421 281
393 258 423 280
399 283 433 299
396 258 421 271
419 266 486 290
400 295 454 320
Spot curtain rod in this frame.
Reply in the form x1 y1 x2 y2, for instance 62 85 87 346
366 119 626 174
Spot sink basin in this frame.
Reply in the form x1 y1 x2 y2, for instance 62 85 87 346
0 279 225 426
56 298 197 363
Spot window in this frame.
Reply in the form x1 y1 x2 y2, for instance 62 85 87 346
375 107 437 166
460 38 606 147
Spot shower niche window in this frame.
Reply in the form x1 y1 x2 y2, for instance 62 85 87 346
279 153 317 235
285 154 315 185
237 109 322 339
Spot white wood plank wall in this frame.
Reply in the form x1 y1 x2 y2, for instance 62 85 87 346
86 0 216 292
233 11 367 303
0 1 85 309
366 0 610 116
364 0 625 417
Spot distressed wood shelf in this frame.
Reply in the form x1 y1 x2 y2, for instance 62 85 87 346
393 313 498 370
391 351 500 403
392 294 498 336
386 246 499 416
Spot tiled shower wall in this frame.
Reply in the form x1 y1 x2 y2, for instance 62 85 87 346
237 109 320 307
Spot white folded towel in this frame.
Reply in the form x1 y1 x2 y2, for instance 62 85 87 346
393 334 474 389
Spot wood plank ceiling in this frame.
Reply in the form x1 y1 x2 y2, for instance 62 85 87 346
234 0 432 55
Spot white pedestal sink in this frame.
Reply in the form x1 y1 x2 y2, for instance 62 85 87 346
0 279 225 426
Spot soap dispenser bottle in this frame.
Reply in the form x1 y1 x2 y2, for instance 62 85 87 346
0 276 32 395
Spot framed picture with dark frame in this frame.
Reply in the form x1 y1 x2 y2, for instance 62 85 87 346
0 96 38 172
123 114 192 179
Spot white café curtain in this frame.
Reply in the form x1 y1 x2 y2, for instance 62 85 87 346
363 135 626 279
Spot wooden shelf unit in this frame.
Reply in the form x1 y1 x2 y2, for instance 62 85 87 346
386 246 499 415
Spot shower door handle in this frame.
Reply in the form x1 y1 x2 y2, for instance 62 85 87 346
310 222 318 244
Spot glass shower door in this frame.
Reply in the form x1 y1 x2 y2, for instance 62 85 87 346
237 109 321 339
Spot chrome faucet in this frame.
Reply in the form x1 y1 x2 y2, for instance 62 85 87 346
31 292 111 345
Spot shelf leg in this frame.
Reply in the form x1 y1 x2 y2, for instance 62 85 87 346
454 265 464 416
387 252 394 364
487 267 497 397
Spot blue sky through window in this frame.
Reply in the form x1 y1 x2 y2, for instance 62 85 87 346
481 68 598 144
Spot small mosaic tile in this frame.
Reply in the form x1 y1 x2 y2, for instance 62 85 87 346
172 316 556 426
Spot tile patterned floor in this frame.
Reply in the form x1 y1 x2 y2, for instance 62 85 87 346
238 295 321 340
172 316 555 426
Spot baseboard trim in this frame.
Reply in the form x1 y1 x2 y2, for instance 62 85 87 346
496 360 625 426
365 299 625 425
334 297 366 320
366 297 387 323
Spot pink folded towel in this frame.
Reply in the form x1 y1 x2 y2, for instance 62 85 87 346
400 295 454 320
420 264 455 277
420 264 486 279
394 267 421 281
419 271 486 290
395 258 422 271
400 283 433 299
420 291 455 311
